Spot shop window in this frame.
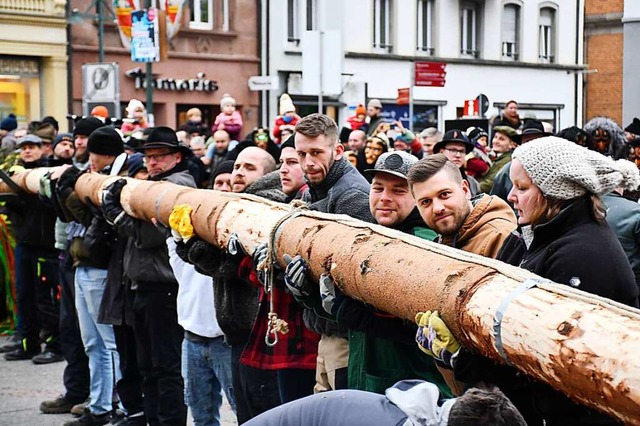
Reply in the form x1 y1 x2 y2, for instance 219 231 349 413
460 1 481 58
0 56 40 124
539 6 556 63
416 0 435 55
189 0 230 31
373 0 393 53
502 3 520 60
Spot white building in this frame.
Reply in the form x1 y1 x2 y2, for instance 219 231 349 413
264 0 585 133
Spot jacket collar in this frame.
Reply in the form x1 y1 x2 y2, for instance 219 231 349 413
307 157 351 201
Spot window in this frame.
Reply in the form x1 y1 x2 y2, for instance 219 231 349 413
502 4 519 60
417 0 435 55
287 0 300 42
373 0 392 52
189 0 229 31
539 7 556 63
460 2 479 58
306 0 317 31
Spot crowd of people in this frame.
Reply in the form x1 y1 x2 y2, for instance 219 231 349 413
0 96 639 426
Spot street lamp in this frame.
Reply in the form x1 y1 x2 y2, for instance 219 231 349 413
68 0 115 63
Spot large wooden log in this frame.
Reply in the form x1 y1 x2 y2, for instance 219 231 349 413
2 170 640 424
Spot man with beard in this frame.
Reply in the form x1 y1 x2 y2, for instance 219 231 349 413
365 99 385 136
48 133 75 166
284 113 374 395
72 117 105 168
356 134 388 181
408 154 516 258
311 151 450 397
432 130 480 196
175 146 283 423
492 100 521 130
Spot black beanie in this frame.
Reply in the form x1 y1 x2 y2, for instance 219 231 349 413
88 127 124 156
280 133 295 150
212 160 234 179
73 117 104 138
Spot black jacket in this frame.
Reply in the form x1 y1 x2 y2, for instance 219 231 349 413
300 157 374 337
116 166 196 292
178 171 287 345
1 157 56 250
455 196 638 425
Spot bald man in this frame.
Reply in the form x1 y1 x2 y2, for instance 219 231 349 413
231 146 277 193
347 130 367 151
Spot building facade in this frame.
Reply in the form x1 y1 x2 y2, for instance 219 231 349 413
266 0 585 133
0 0 68 130
69 0 260 132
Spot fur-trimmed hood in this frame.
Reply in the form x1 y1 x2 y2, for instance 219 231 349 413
584 116 626 159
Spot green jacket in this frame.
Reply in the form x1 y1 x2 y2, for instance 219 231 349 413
479 151 512 194
338 211 451 397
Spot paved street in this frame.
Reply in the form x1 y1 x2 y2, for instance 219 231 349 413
0 336 237 426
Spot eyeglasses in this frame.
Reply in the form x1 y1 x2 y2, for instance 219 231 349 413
442 147 466 156
144 152 175 162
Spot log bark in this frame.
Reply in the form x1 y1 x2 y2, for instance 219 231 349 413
2 169 640 424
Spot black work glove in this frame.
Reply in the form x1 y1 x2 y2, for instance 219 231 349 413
185 236 223 277
56 167 84 197
101 178 127 225
84 196 103 220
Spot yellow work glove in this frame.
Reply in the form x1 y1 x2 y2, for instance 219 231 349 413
168 204 195 242
415 310 461 368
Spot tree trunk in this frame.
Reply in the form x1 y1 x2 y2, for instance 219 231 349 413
2 169 640 424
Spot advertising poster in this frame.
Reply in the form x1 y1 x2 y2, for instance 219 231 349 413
130 8 160 63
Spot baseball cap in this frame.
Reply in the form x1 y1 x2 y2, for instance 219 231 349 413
364 151 418 180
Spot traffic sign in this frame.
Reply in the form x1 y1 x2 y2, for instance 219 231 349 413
248 76 280 91
414 61 447 87
82 63 121 117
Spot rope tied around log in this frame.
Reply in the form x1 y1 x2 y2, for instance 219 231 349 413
262 206 308 347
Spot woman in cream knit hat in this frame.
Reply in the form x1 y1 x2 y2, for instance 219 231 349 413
452 136 639 425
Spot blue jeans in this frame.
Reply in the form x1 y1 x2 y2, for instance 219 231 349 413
75 266 121 415
182 336 236 426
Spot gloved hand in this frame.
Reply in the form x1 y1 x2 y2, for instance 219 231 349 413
84 196 103 220
186 237 223 277
101 179 127 225
283 255 311 298
168 204 195 243
415 310 461 368
320 274 344 316
252 243 269 287
56 166 83 196
227 233 246 259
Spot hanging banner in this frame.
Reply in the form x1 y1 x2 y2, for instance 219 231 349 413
114 0 186 49
131 8 160 62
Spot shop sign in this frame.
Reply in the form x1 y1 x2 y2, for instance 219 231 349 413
125 68 219 93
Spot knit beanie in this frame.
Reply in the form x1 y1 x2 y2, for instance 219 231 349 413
212 160 235 179
279 94 296 115
125 99 145 118
513 136 640 200
186 107 202 119
355 104 366 116
74 117 105 138
0 114 18 131
220 94 236 109
87 126 124 156
91 105 109 119
280 133 295 150
53 133 74 150
127 152 146 177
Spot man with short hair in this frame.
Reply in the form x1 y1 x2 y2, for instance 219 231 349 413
314 150 449 396
101 126 196 426
408 154 516 260
230 146 277 193
285 113 374 393
347 129 367 151
493 100 521 130
203 129 231 170
243 380 526 426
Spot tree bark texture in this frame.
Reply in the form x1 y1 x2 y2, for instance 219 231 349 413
1 169 639 424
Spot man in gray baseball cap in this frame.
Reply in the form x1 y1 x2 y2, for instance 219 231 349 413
314 151 451 397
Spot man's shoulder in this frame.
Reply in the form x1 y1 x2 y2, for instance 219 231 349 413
164 170 197 188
